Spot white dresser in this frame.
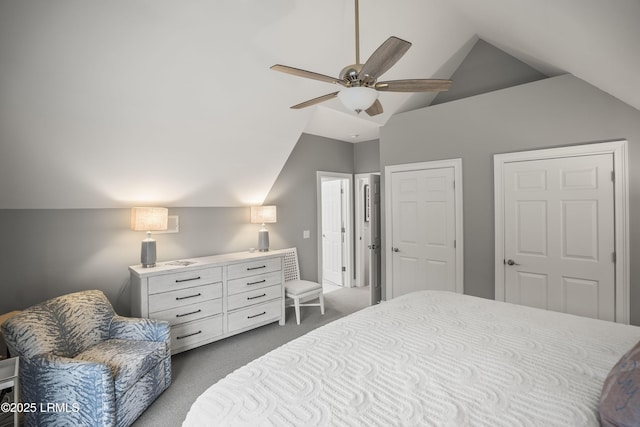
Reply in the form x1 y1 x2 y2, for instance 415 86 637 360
129 251 285 354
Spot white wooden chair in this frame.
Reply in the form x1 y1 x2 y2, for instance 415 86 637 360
283 247 325 325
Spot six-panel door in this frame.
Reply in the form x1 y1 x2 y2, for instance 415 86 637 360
503 154 615 320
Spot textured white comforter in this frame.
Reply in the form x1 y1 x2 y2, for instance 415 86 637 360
183 291 640 426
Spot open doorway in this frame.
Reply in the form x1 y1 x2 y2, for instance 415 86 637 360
355 174 371 287
355 173 382 304
317 172 353 292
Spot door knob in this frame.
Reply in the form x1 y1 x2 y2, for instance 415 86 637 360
506 259 520 266
392 247 400 252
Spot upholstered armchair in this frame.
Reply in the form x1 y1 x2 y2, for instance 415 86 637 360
1 290 171 427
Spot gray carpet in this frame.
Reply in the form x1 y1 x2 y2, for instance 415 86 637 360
133 286 371 427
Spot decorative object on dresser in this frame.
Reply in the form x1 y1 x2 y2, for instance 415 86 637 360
250 205 277 251
1 290 171 427
130 250 285 354
130 207 169 268
282 247 324 325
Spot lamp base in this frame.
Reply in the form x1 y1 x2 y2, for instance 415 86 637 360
141 239 157 268
257 229 270 252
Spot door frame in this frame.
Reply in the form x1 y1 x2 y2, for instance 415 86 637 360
493 140 629 323
384 159 464 299
317 171 354 288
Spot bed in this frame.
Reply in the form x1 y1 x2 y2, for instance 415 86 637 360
183 291 640 426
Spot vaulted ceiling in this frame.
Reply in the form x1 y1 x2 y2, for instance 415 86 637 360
0 0 638 208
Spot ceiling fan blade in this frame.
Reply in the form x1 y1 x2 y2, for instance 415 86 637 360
365 99 383 116
359 36 412 81
290 92 339 109
375 79 453 92
271 64 344 86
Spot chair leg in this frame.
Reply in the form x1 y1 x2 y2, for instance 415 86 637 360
294 297 301 325
319 291 325 315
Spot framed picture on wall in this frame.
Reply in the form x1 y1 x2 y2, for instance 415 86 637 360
364 184 370 222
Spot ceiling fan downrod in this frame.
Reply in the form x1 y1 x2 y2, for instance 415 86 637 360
339 0 365 86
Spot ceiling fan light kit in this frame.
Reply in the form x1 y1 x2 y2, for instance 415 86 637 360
338 87 379 113
271 0 452 116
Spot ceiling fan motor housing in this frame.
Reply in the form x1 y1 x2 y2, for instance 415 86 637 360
339 64 374 87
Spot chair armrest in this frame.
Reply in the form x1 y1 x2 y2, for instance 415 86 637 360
109 315 170 344
23 354 116 426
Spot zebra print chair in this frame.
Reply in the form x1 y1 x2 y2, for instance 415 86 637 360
1 290 171 427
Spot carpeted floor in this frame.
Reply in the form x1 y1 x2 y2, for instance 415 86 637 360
133 285 371 427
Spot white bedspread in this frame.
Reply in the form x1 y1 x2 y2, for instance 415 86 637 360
183 291 640 426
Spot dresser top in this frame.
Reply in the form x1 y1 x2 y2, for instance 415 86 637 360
129 249 285 278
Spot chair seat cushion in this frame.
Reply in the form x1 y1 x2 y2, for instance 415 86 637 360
75 339 166 394
285 279 322 296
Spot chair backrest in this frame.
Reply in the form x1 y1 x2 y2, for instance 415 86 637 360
282 248 300 282
2 290 115 359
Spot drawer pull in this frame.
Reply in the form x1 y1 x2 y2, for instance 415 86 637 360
247 265 266 271
247 311 266 319
176 309 202 318
175 276 201 283
176 293 202 301
247 293 267 300
247 279 266 286
176 330 202 340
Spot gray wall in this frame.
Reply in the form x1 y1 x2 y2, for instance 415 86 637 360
354 139 381 173
0 208 258 315
381 74 640 324
432 39 547 105
0 133 376 316
263 133 356 281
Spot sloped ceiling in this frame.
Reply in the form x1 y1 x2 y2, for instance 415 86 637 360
0 0 638 208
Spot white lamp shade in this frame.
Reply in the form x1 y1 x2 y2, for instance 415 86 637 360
338 87 379 112
130 207 169 231
250 206 277 224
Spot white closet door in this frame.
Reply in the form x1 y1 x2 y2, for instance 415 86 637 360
390 167 456 298
503 154 615 320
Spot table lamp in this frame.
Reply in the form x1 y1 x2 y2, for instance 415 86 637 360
131 207 168 267
250 206 277 252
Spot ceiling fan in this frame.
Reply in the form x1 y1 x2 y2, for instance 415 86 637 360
271 0 452 116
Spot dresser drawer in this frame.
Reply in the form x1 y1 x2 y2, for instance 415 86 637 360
150 299 222 326
149 283 222 313
171 315 223 352
227 257 281 280
227 271 282 296
227 284 282 311
227 299 282 333
148 267 222 294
